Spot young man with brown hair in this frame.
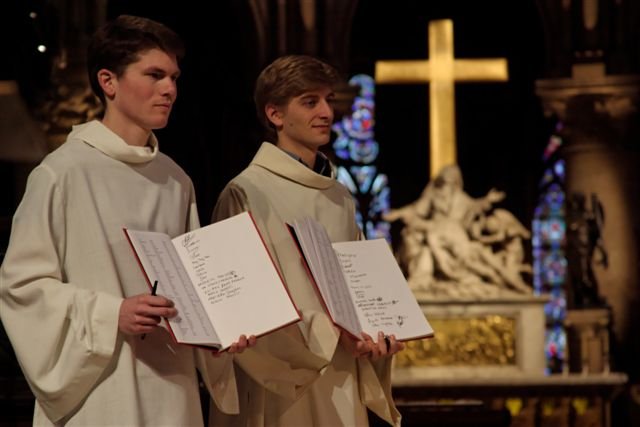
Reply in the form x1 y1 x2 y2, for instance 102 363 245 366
211 55 403 426
0 15 250 426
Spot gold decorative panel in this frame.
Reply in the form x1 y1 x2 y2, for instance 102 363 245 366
395 315 516 367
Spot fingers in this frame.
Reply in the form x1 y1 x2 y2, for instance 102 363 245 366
119 294 179 336
136 314 161 326
360 332 380 360
358 332 405 360
342 331 405 360
388 334 405 354
227 334 257 354
135 294 178 318
376 332 388 357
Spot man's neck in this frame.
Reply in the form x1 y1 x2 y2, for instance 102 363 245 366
101 110 151 147
275 139 317 169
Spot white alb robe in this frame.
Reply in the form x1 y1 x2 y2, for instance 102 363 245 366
211 143 400 426
0 121 237 426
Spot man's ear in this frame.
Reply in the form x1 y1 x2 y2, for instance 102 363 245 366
265 104 283 128
97 69 117 98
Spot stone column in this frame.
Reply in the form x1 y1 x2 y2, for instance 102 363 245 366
536 65 640 380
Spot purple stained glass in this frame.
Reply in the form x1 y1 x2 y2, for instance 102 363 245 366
333 135 351 160
342 104 374 140
350 166 377 193
349 139 379 163
544 289 567 321
542 250 567 287
553 159 565 180
544 325 567 374
533 125 569 374
536 218 565 246
366 221 391 241
336 166 357 193
369 187 390 217
371 174 388 194
331 74 390 241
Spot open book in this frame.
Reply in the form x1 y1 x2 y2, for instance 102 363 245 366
124 212 300 351
288 217 433 342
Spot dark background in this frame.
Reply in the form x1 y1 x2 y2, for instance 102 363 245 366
2 0 551 227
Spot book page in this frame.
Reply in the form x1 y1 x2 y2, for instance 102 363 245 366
332 238 434 341
173 212 300 349
124 230 220 346
292 218 361 336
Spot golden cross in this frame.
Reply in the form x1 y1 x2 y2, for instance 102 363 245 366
375 19 508 177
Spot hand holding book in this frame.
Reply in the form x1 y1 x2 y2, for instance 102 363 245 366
340 331 405 360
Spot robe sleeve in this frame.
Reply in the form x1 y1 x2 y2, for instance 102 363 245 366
196 351 240 415
350 198 400 425
0 165 122 423
211 183 332 400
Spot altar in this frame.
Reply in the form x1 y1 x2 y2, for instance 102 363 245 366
394 295 549 381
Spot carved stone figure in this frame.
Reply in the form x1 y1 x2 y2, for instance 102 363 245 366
566 192 608 308
385 165 533 299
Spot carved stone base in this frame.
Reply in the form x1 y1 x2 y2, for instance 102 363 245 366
393 295 549 381
564 308 611 375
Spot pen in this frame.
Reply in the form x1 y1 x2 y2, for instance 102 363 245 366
141 280 158 340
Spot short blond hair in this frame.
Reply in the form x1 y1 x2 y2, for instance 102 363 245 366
254 55 340 139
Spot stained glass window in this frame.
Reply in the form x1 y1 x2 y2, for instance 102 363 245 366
332 75 391 241
532 121 568 374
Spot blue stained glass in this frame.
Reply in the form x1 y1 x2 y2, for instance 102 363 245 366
547 218 565 243
366 221 391 242
349 139 379 163
331 74 390 241
342 106 374 140
371 174 388 194
369 187 390 217
537 218 565 246
337 166 357 193
544 289 567 321
542 252 567 286
333 135 351 160
349 74 375 98
533 123 568 373
544 325 567 374
541 168 554 185
546 183 565 209
554 159 565 179
350 166 377 193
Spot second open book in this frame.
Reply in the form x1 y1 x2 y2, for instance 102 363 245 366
288 217 434 342
124 212 300 351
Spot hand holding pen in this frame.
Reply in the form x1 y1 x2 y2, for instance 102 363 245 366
117 280 178 337
141 280 158 340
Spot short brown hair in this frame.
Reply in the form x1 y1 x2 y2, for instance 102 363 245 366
254 55 340 138
87 15 184 104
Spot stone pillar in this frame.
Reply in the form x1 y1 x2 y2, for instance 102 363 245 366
536 66 640 381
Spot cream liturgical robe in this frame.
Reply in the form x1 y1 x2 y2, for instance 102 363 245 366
211 143 400 426
0 121 237 426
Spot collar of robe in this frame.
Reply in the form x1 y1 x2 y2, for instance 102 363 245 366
68 120 159 164
251 142 337 189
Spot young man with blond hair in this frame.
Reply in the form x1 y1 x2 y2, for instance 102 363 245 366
212 55 403 426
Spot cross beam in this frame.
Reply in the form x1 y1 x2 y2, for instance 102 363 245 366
375 19 508 177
